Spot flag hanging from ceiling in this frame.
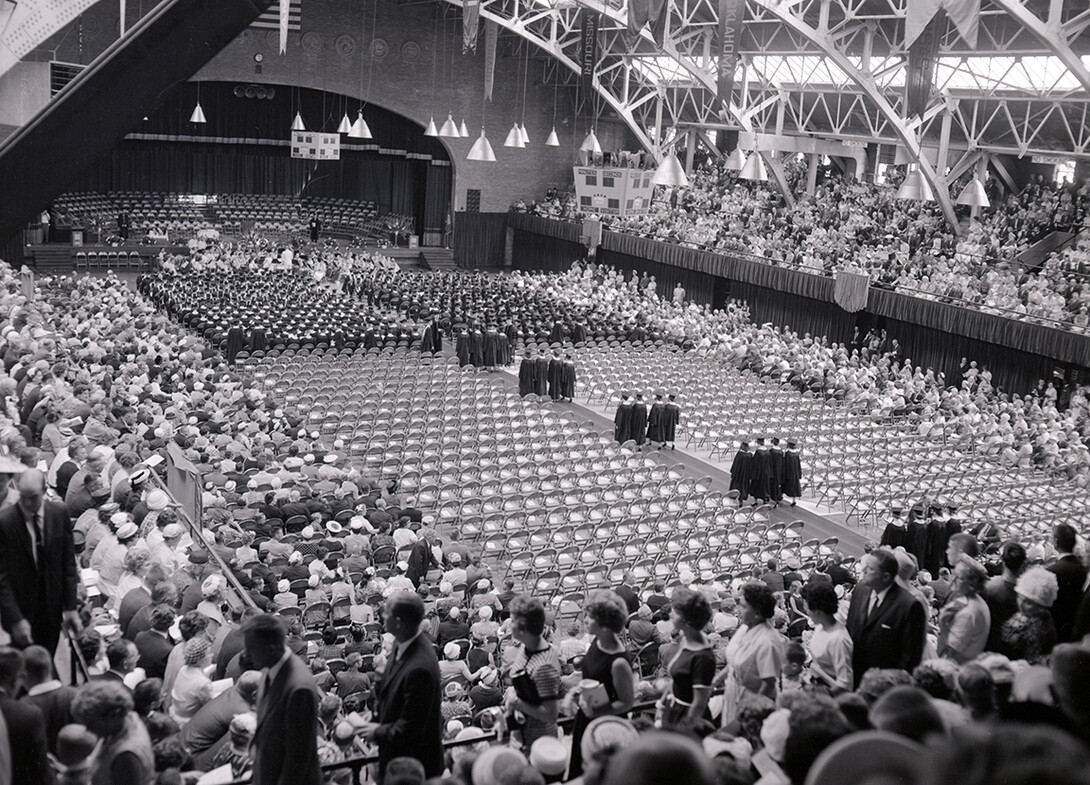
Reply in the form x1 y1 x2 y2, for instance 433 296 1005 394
580 10 600 98
904 0 979 49
627 0 667 46
252 1 302 32
463 0 480 52
716 0 743 109
483 20 497 100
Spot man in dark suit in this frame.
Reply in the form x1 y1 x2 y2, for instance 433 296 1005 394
615 573 640 615
845 549 926 687
21 645 75 754
1048 523 1087 643
0 647 49 785
360 592 443 779
93 639 138 687
0 469 81 653
245 614 322 785
180 670 261 769
134 605 176 680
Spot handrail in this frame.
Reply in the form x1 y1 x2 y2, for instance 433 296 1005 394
63 623 90 686
145 467 258 612
221 699 665 785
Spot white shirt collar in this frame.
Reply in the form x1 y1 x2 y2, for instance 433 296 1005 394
872 585 892 606
27 680 62 697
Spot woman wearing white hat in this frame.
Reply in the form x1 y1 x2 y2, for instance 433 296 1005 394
1000 566 1059 664
439 642 483 692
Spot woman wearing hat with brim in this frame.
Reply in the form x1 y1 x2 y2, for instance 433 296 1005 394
1000 566 1059 664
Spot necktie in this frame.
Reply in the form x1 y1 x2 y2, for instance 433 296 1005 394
867 592 880 619
31 511 43 566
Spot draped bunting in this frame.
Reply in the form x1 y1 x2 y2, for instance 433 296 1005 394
905 16 941 119
905 0 980 49
628 0 668 45
483 21 497 101
834 270 870 312
463 0 480 52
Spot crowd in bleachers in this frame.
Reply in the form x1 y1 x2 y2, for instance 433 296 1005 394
0 223 1087 785
516 162 1090 331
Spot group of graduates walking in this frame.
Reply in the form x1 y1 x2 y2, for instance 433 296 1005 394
878 501 965 578
729 437 804 506
613 393 681 450
517 350 577 401
455 326 513 369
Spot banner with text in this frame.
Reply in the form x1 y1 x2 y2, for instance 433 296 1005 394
717 0 744 108
580 10 600 97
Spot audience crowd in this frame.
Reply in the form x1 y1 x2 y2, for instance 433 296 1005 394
0 222 1085 785
516 161 1090 331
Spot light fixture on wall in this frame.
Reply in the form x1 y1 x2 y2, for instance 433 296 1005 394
467 128 497 162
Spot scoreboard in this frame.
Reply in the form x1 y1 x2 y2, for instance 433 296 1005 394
572 166 656 217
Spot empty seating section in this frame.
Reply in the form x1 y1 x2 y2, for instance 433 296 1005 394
571 340 1090 540
244 347 831 599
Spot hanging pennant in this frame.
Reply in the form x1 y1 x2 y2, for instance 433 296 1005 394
716 0 743 109
905 16 941 119
483 20 497 100
463 0 480 52
279 0 290 53
580 10 600 98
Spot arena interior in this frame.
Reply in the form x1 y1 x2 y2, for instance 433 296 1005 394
0 0 1090 784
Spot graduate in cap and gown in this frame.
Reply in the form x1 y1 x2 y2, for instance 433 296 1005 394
645 394 667 448
662 394 680 450
518 352 536 397
769 438 785 506
559 354 577 401
750 438 773 503
614 394 634 444
730 442 753 505
630 394 648 447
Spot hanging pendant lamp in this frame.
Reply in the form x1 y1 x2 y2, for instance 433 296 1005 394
348 111 372 139
724 148 746 171
739 151 768 182
467 128 497 162
896 169 934 202
439 114 460 138
545 127 560 147
504 122 525 148
424 117 439 136
458 119 470 138
580 130 602 156
956 176 990 208
189 102 207 124
651 153 690 187
337 113 352 134
291 111 306 132
519 124 530 145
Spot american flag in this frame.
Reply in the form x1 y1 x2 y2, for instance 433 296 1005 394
252 0 301 31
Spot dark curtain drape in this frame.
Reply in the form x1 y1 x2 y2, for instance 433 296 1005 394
453 212 509 268
424 164 452 235
505 217 1090 397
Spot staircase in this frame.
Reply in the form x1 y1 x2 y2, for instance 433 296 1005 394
1016 228 1077 272
419 247 457 271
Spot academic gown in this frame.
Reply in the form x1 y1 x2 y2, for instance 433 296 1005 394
225 326 246 364
879 522 908 550
456 332 472 366
547 358 564 400
903 520 929 569
782 449 802 497
646 402 666 443
924 520 947 576
614 402 634 443
750 447 773 501
662 402 680 443
532 357 550 397
769 447 785 502
629 401 648 445
518 358 535 396
560 361 577 400
729 450 753 496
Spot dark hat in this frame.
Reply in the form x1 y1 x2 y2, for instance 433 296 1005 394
188 550 209 565
54 724 100 768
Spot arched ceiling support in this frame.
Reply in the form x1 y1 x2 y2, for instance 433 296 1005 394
576 0 796 205
751 0 960 233
441 0 794 207
989 0 1090 96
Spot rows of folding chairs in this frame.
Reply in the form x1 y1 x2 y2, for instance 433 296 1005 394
249 346 820 599
571 340 1090 543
